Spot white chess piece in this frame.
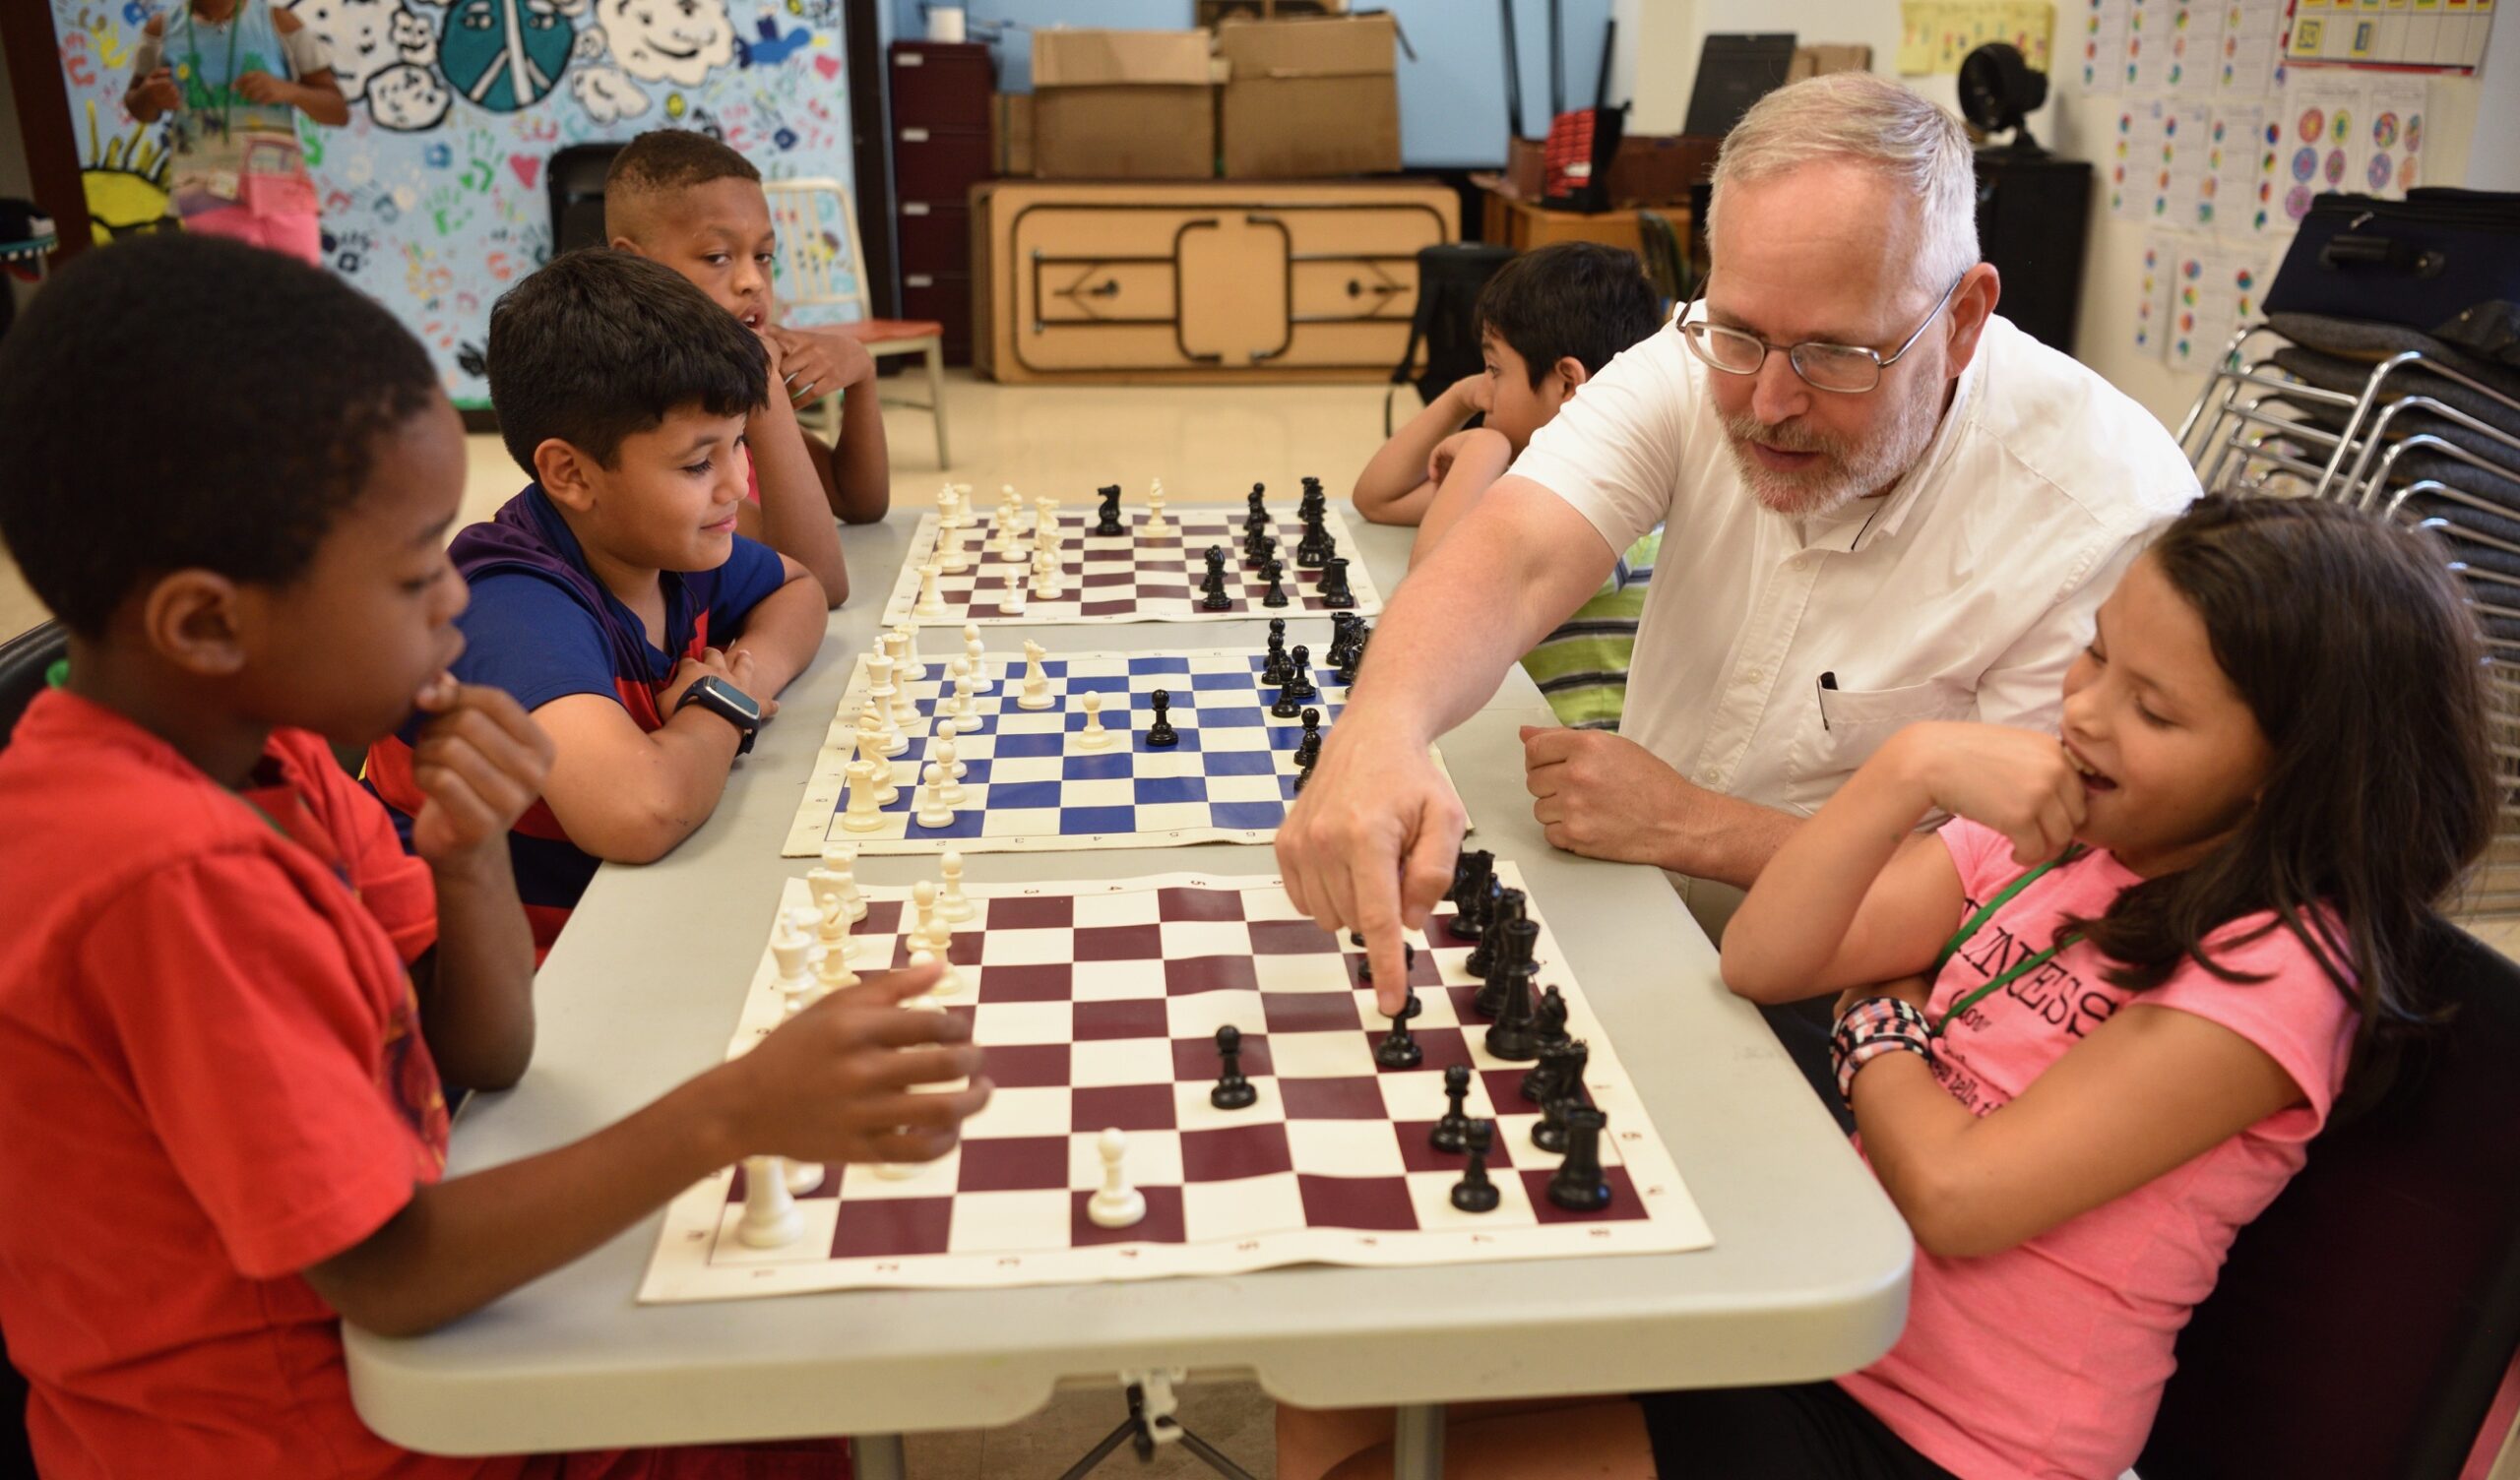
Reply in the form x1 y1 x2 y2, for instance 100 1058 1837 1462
1032 546 1063 600
937 849 976 923
911 881 945 954
862 696 906 759
963 623 993 692
770 915 815 1014
915 762 955 829
737 1156 807 1247
840 758 887 833
813 938 859 995
892 624 923 683
865 650 898 714
819 844 868 921
1002 564 1027 616
951 672 981 726
1087 1127 1147 1229
856 724 901 806
901 947 949 1018
937 517 971 573
805 878 853 960
1075 691 1118 751
933 735 967 807
1017 639 1055 710
935 718 968 782
913 561 946 616
1143 477 1169 536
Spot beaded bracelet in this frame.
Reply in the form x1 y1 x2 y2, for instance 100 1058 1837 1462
1831 996 1934 1108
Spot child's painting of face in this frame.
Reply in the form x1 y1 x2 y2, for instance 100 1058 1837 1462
596 0 736 87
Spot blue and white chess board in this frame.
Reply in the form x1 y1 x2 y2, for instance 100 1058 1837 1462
781 645 1456 856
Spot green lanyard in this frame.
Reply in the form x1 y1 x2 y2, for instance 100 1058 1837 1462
1925 845 2086 1037
180 0 247 142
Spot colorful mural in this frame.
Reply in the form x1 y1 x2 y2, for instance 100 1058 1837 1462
49 0 860 403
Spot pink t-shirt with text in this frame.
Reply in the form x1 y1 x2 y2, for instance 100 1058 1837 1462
1838 818 2359 1480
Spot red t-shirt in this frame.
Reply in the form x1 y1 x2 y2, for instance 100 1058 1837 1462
0 690 511 1480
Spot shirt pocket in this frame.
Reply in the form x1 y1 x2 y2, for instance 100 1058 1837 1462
1783 677 1977 814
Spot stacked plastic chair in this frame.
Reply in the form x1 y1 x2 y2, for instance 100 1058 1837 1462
2177 312 2520 913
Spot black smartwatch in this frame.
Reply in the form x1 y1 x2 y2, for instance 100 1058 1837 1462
675 674 762 755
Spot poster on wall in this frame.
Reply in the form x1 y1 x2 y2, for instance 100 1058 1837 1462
50 0 865 406
2285 0 2496 71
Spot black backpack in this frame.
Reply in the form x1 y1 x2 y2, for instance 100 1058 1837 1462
1388 242 1517 435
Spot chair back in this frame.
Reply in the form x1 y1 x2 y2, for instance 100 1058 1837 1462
761 177 872 326
546 142 627 257
0 621 66 752
2137 915 2520 1480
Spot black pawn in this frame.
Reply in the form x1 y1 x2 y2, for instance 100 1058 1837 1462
1480 919 1544 1061
1352 931 1418 990
1451 1120 1501 1213
1211 1025 1258 1110
1284 647 1317 701
1319 557 1357 610
1446 850 1495 940
1467 887 1525 996
1261 559 1289 608
1245 482 1270 531
1429 1063 1475 1152
1243 529 1277 568
1293 751 1317 794
1374 1011 1422 1070
1094 483 1124 536
1546 1108 1613 1212
1146 689 1179 748
1293 707 1323 769
1261 620 1292 685
1200 546 1232 610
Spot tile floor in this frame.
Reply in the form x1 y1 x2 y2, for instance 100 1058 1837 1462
7 370 2513 1478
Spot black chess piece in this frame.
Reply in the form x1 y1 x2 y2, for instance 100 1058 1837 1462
1146 689 1179 748
1534 986 1571 1055
1094 483 1125 537
1242 527 1276 567
1211 1025 1258 1110
1451 1120 1502 1213
1446 850 1495 940
1261 620 1292 685
1319 556 1357 610
1429 1063 1475 1153
1294 512 1327 568
1467 886 1525 988
1351 932 1417 990
1293 707 1323 769
1532 1093 1575 1154
1261 559 1289 608
1480 919 1544 1062
1271 679 1305 720
1522 1035 1586 1107
1283 647 1317 701
1325 612 1355 669
1293 751 1317 794
1546 1108 1613 1212
1200 546 1233 611
1374 1010 1422 1070
1245 482 1270 531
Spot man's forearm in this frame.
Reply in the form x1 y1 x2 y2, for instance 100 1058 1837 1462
1660 789 1803 890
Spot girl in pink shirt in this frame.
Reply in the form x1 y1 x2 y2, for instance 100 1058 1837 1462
1289 498 2497 1480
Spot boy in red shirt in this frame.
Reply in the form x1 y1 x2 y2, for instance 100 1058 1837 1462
0 235 987 1480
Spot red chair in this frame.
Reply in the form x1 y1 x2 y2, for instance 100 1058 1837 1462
762 177 950 469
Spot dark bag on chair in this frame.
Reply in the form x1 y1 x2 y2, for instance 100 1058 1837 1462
1386 243 1517 436
2264 189 2520 368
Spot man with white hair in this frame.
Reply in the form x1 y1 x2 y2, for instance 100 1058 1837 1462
1278 74 2196 1081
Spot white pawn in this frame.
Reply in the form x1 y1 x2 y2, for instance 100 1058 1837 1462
1075 691 1118 751
819 844 868 922
903 947 949 1016
951 671 981 727
737 1156 806 1247
1143 477 1169 536
1087 1127 1146 1229
938 849 976 923
813 938 859 996
840 758 886 833
935 717 968 782
1032 547 1063 600
1017 639 1056 710
915 761 956 829
911 880 951 957
933 735 968 807
770 915 815 1016
1002 564 1027 616
913 561 946 616
963 623 993 692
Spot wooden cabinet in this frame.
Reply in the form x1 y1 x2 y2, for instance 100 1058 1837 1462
888 40 995 364
971 180 1458 384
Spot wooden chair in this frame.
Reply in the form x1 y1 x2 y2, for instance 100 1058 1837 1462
2136 915 2520 1479
760 177 949 469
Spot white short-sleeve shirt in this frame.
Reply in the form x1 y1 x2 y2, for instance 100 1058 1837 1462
1513 310 2199 848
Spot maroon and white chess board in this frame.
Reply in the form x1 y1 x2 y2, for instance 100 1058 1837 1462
639 867 1709 1303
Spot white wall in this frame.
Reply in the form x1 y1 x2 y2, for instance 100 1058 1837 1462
1620 0 2509 429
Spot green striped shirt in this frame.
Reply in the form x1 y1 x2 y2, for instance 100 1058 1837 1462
1521 529 1661 731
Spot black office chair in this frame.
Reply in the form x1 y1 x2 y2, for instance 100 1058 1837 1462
2138 914 2520 1480
0 620 67 752
546 142 627 257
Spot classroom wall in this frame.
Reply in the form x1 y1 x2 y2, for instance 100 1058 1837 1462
1618 0 2506 430
901 0 1612 166
43 0 865 407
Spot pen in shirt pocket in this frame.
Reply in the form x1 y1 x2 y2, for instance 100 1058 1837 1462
1817 670 1838 731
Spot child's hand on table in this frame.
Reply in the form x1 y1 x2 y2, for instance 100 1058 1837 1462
727 959 994 1165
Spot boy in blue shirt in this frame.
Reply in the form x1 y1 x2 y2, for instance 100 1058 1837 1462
369 250 827 960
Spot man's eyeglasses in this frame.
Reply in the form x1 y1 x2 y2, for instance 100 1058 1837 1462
1677 270 1969 395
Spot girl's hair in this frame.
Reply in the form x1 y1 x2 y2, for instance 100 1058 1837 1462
2069 498 2500 1101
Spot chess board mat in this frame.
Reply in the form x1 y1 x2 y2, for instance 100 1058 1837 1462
779 647 1459 857
879 504 1387 628
639 866 1711 1301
